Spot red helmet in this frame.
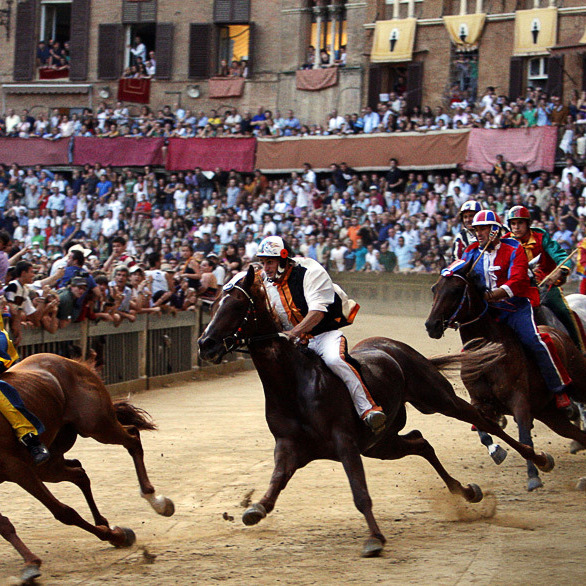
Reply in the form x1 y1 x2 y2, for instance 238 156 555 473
471 210 503 228
507 205 532 227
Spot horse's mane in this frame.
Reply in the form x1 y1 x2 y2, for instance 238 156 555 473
249 267 283 333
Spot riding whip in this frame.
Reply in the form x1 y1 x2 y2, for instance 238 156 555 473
537 247 579 287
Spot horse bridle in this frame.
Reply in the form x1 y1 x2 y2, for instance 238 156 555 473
219 285 284 353
443 273 488 331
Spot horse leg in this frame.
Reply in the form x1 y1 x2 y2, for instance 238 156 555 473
8 459 136 548
377 430 483 503
512 405 543 492
242 439 300 526
569 402 586 454
90 421 174 517
334 431 386 558
0 512 42 583
477 430 508 465
38 457 109 526
536 409 586 490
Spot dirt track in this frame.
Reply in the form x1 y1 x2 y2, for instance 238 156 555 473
1 314 585 585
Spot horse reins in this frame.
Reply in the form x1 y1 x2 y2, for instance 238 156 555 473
220 285 284 353
444 274 489 331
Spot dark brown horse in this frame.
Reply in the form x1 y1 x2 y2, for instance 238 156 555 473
198 266 553 557
0 354 174 583
425 261 586 491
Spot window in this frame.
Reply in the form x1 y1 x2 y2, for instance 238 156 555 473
40 0 71 44
528 57 548 90
218 25 250 75
125 24 157 70
448 47 478 104
310 0 347 67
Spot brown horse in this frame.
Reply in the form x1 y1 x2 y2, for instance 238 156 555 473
0 353 174 583
198 266 553 557
425 261 586 491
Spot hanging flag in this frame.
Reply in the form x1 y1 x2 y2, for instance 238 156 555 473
514 7 557 55
443 13 486 49
371 18 416 63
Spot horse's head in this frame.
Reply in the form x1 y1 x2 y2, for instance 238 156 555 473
425 259 486 338
198 265 263 363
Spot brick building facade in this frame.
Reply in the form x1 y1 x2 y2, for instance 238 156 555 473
0 0 585 122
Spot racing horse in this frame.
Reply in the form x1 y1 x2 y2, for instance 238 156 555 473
0 354 175 583
198 267 554 557
425 260 586 491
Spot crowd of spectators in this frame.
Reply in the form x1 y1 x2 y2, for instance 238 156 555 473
1 151 586 341
36 39 70 70
2 85 585 154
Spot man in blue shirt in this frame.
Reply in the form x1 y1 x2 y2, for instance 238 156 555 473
96 173 113 198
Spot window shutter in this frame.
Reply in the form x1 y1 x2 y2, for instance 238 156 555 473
232 0 251 23
189 24 211 79
13 0 36 82
214 0 232 23
155 23 174 80
509 57 524 102
405 61 424 112
245 22 254 77
98 24 124 80
545 55 563 98
69 0 91 81
214 0 250 23
368 66 382 109
122 0 157 24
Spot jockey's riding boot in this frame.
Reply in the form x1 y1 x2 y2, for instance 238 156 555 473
363 410 386 434
20 432 50 465
555 392 571 410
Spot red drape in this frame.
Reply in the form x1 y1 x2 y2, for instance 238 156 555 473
72 137 165 166
208 77 245 98
464 127 558 173
166 138 256 172
118 78 151 104
0 138 70 165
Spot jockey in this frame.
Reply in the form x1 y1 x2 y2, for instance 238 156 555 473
256 235 387 433
505 205 586 353
461 210 572 409
452 200 482 261
0 311 50 464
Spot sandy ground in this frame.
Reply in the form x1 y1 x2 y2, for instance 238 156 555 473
0 314 585 585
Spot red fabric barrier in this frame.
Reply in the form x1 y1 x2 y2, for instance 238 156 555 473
464 126 557 173
0 138 69 166
296 67 338 91
72 137 165 166
166 138 256 172
118 78 151 104
208 77 245 98
39 67 70 80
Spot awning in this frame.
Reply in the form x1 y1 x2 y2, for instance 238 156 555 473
2 84 92 95
549 31 586 56
443 13 486 50
371 18 416 63
514 7 557 56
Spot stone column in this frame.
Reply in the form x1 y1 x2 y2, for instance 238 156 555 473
313 4 325 69
459 0 467 16
329 4 342 66
393 0 400 19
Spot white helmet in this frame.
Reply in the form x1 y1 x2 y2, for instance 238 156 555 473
257 236 289 259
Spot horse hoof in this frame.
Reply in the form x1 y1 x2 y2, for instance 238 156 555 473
466 483 483 503
155 496 175 517
575 477 586 491
488 444 507 465
111 526 136 548
362 537 384 558
570 440 586 455
21 564 41 583
537 452 555 473
242 503 267 526
527 477 543 492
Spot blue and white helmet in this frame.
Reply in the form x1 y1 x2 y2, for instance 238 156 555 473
459 200 482 218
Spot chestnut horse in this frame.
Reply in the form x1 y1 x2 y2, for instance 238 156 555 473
0 353 174 583
425 261 586 491
198 267 553 557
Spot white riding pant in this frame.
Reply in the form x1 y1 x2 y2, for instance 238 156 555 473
307 329 379 417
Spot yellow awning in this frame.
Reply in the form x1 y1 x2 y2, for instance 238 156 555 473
443 13 486 49
371 18 416 63
514 7 557 55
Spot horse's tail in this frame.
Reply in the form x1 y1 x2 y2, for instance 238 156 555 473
114 399 158 431
430 339 505 383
